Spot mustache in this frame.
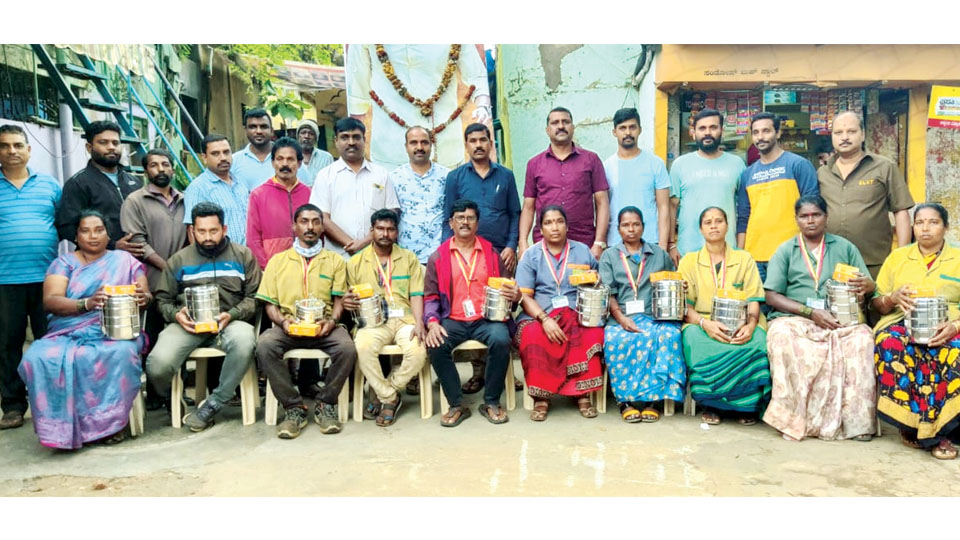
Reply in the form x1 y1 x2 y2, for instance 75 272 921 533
279 167 292 173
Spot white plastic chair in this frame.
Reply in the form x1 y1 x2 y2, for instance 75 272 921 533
171 348 259 428
263 349 349 425
438 340 516 415
352 344 433 422
129 373 146 437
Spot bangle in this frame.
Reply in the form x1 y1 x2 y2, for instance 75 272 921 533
800 305 813 318
77 298 87 313
536 311 548 322
698 317 706 330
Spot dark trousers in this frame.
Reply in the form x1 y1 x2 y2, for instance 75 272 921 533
428 318 511 408
256 326 356 409
0 283 47 414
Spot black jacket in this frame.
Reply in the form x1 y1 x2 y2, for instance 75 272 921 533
56 160 143 249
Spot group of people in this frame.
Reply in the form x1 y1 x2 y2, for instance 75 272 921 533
1 101 958 462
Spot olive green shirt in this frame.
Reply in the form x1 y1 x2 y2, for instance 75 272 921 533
762 233 871 320
346 244 424 326
817 152 914 266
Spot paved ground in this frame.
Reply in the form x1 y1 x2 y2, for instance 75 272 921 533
2 361 959 497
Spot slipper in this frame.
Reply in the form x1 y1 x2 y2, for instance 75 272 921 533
619 402 642 423
852 434 873 442
738 416 758 426
530 400 549 422
577 397 598 419
461 375 484 395
376 395 402 427
405 378 419 396
478 403 509 424
701 411 721 425
440 406 471 428
900 430 922 449
640 407 660 423
932 440 958 460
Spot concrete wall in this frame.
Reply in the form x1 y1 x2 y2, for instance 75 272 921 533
500 45 657 186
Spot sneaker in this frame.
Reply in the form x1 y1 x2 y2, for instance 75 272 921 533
277 407 308 439
314 402 342 434
183 399 221 432
0 410 25 430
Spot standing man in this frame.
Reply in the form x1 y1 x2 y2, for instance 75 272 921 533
443 123 520 272
737 112 819 280
310 117 400 259
231 108 275 192
818 111 914 279
247 137 312 269
147 202 261 432
183 134 250 245
668 108 745 264
603 107 671 250
295 119 333 187
519 107 609 261
120 148 188 409
0 125 61 429
424 200 522 427
56 120 143 250
343 209 427 427
391 126 449 264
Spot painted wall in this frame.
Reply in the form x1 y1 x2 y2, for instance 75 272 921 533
500 45 657 185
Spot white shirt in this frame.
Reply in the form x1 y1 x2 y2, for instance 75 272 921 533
310 158 400 258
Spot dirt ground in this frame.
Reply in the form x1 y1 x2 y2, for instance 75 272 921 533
2 359 959 497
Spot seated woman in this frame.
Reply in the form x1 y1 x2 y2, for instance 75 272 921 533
599 206 685 423
515 205 604 421
872 203 960 460
18 210 149 449
678 206 770 426
762 195 877 441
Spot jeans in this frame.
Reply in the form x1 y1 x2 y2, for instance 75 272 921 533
428 318 511 408
0 282 47 414
256 326 356 409
146 320 256 407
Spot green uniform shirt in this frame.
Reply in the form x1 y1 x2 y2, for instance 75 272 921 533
346 244 424 326
763 233 871 320
256 247 346 319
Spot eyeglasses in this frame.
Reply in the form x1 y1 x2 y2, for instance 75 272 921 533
453 215 478 224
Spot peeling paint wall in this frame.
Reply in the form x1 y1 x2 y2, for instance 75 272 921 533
500 45 657 187
925 126 960 245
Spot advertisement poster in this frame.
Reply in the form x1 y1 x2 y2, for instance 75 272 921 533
928 84 960 130
345 44 494 170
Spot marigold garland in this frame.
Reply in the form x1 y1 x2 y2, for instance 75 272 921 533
369 85 476 156
375 44 461 117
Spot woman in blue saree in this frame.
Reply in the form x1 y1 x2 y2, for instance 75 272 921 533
19 210 149 449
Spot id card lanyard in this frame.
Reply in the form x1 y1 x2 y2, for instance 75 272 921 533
375 254 394 304
542 241 571 297
619 251 646 301
798 234 826 289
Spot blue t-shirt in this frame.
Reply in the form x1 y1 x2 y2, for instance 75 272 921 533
604 151 671 247
104 171 119 187
0 169 62 284
669 152 745 255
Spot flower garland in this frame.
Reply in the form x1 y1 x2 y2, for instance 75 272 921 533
369 85 476 147
375 44 461 118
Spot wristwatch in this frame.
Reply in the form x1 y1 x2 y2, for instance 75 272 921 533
800 305 814 318
593 241 607 249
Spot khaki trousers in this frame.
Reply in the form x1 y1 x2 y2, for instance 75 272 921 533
355 318 426 401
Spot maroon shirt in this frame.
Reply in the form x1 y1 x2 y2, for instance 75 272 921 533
524 144 609 245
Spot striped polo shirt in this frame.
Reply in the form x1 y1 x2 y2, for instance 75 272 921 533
182 168 250 245
0 168 62 284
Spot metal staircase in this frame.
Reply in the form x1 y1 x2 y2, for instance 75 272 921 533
31 44 202 187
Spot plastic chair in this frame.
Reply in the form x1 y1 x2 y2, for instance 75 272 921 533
170 348 259 428
352 344 433 422
264 349 349 425
129 373 146 437
438 340 516 415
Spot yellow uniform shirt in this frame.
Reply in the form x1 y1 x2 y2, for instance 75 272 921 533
255 247 346 319
874 242 960 332
346 244 424 326
678 244 768 330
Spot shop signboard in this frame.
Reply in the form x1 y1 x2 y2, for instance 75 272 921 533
928 85 960 130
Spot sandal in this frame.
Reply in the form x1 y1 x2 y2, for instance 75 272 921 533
577 397 598 419
515 379 524 392
461 375 484 395
738 416 758 426
640 406 660 423
405 378 419 396
440 405 471 427
932 439 958 460
852 434 873 442
900 430 922 449
618 402 642 423
479 403 509 424
701 410 721 425
530 400 550 422
98 430 127 445
376 395 402 427
363 392 382 421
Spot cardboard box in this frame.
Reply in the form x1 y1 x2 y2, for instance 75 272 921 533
351 283 375 299
569 272 599 285
716 288 748 301
105 284 136 295
194 321 219 333
289 323 319 337
487 277 516 289
650 271 683 283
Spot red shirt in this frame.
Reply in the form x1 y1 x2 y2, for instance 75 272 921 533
448 239 489 322
524 144 608 245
